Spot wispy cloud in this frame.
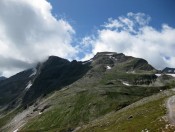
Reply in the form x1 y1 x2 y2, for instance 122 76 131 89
0 0 77 77
81 13 175 70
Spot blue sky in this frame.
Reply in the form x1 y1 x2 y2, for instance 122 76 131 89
49 0 175 37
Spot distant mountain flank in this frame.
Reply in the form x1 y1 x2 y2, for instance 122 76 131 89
0 76 6 81
162 67 175 74
0 52 174 108
92 52 155 71
0 52 157 108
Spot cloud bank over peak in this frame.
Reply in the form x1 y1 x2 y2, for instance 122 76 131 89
0 0 77 77
81 12 175 70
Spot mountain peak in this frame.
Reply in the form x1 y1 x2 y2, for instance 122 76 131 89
95 52 117 56
0 76 6 81
44 56 69 66
93 52 125 59
48 55 68 61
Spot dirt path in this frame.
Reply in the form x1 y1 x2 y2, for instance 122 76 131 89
167 95 175 124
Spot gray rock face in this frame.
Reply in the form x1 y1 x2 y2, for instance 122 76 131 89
0 69 33 107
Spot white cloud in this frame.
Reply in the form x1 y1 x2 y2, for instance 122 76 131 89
82 13 175 70
104 13 151 33
0 0 77 77
1 4 174 77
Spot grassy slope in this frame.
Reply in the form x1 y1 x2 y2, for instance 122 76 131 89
78 90 175 132
20 83 171 132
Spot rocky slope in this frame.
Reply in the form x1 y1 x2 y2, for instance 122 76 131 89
0 69 34 108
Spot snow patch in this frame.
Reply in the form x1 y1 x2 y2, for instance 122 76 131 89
141 129 149 132
13 129 18 132
109 56 113 59
26 81 32 90
122 82 130 86
131 71 135 74
155 74 161 77
127 71 135 74
155 74 175 77
109 56 117 60
167 74 175 77
106 66 112 70
29 68 37 77
39 112 42 115
114 57 117 61
82 59 93 65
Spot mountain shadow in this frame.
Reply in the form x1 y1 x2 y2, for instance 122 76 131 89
0 69 33 107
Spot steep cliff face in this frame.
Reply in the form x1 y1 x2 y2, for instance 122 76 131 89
22 56 91 106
